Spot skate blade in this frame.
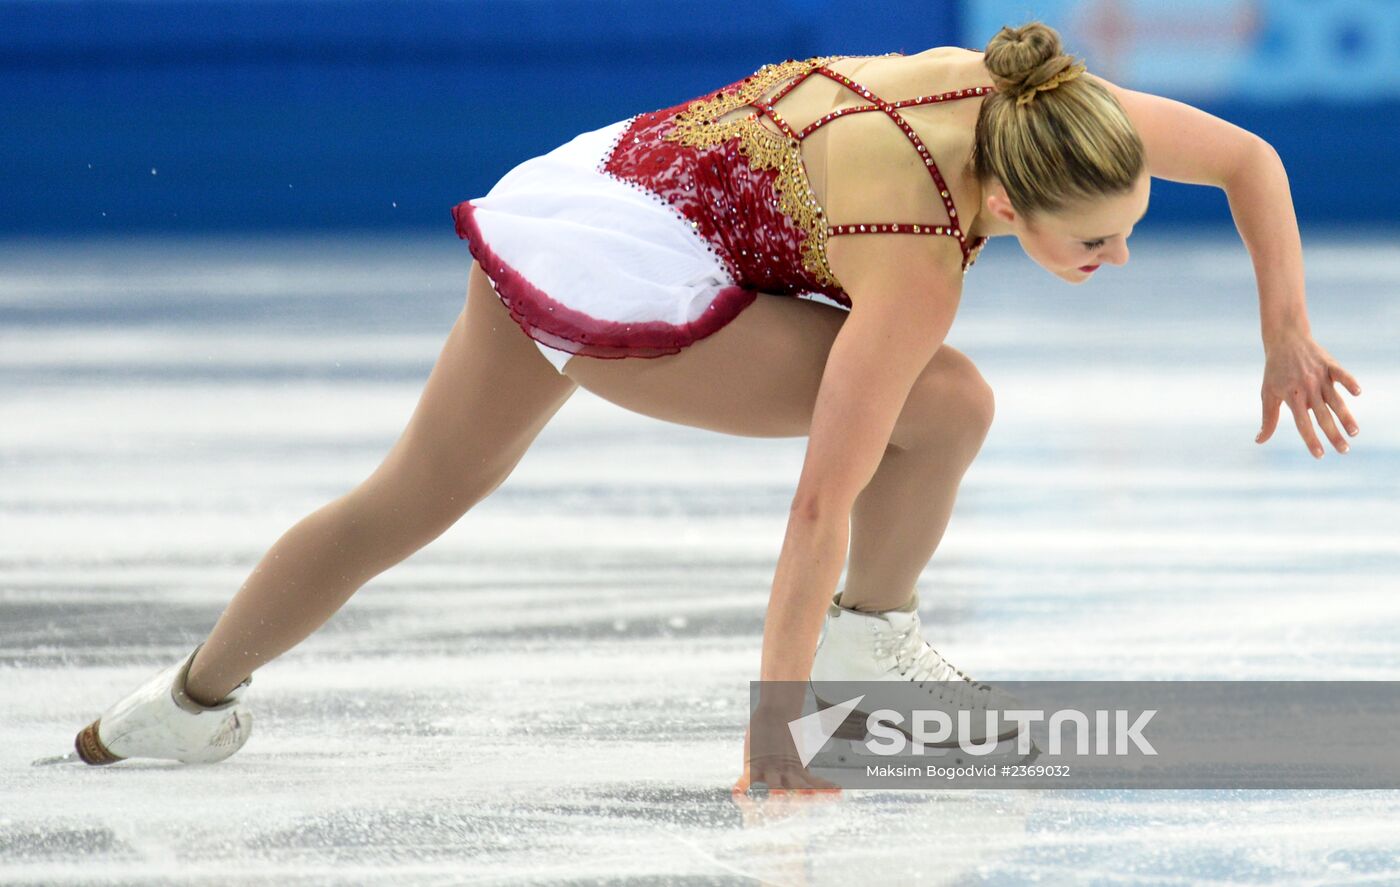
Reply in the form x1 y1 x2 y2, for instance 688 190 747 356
31 751 82 767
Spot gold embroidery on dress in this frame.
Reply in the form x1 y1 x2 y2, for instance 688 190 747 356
663 55 848 289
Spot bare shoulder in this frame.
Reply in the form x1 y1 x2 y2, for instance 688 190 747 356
858 45 989 94
898 45 985 64
819 49 988 277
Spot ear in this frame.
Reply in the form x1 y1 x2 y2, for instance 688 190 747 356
985 183 1018 225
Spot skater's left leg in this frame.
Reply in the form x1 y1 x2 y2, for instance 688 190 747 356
838 347 995 613
182 261 577 705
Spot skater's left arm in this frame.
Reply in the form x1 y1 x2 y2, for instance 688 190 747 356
1093 76 1363 458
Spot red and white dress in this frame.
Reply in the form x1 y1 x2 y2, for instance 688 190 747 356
452 54 994 374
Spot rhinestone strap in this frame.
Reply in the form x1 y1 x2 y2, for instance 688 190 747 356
665 55 995 283
810 66 992 259
799 84 997 139
829 223 957 235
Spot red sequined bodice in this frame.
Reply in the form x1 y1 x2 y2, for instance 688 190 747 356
599 54 994 306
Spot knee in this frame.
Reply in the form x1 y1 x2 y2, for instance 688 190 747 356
890 348 995 452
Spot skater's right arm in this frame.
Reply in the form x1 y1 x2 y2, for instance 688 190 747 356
738 230 964 795
757 229 966 697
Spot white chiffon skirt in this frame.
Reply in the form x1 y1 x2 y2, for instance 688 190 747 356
452 116 757 373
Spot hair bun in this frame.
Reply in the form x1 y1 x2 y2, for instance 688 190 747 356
984 22 1078 101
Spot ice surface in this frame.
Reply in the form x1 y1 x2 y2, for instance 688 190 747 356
2 233 1397 884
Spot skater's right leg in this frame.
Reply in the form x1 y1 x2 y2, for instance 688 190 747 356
561 294 1008 740
183 260 577 705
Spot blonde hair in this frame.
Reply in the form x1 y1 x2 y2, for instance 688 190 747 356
971 22 1145 217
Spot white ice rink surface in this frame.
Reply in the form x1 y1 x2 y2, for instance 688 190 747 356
1 233 1397 885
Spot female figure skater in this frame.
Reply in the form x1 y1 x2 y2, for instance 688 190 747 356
70 23 1361 792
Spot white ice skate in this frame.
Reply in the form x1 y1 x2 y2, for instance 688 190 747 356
68 643 253 766
809 591 1026 749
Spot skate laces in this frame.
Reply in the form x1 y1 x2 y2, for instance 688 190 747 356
877 619 993 704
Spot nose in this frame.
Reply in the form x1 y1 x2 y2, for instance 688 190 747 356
1101 240 1129 267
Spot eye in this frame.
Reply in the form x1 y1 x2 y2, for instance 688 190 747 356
1082 239 1106 250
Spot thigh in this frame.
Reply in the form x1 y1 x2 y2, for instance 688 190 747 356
562 293 848 437
370 259 579 499
564 293 991 444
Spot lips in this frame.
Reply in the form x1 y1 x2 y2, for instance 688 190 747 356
1079 264 1100 273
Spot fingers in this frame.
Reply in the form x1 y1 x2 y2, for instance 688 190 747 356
801 772 843 792
1257 390 1282 444
1260 357 1363 454
731 769 751 796
744 763 843 796
773 766 841 792
1277 373 1362 459
1310 391 1349 455
1287 393 1325 459
1322 379 1360 438
1330 364 1363 398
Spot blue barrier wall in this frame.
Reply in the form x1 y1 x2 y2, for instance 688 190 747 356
1 0 1393 235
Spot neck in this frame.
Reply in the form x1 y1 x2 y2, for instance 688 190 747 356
961 167 1014 240
964 197 1016 240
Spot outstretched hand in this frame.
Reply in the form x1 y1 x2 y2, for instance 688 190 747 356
1256 330 1361 458
732 710 842 798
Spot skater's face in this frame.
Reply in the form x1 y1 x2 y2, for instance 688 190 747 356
987 173 1150 284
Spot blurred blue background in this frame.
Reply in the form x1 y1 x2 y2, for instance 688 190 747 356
3 0 1396 235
